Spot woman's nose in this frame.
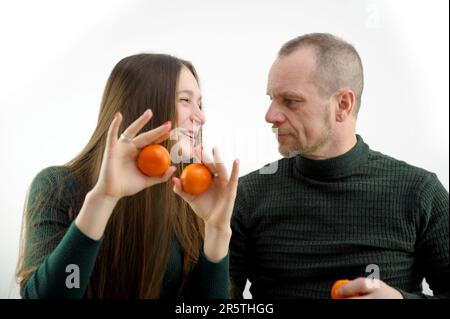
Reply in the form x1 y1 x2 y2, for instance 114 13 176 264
191 105 206 125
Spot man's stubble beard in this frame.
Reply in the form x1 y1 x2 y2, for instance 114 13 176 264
279 106 334 158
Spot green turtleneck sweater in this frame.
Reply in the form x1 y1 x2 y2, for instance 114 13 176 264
230 135 449 299
21 166 229 299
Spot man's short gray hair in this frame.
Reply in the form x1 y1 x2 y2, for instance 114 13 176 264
279 33 364 116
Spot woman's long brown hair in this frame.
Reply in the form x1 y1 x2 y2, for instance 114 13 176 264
16 54 204 298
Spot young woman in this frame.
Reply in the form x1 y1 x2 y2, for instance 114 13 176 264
16 53 239 298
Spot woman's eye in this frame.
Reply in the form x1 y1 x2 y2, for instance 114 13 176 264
180 98 190 103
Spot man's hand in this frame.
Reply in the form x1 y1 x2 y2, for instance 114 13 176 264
339 278 403 299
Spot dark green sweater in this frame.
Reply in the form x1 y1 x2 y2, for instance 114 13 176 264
230 135 449 299
21 166 229 299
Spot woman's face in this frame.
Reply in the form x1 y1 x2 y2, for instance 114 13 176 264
175 65 205 161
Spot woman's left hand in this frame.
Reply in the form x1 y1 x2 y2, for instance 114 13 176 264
172 146 239 262
172 146 239 231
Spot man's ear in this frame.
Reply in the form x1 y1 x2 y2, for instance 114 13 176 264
334 89 356 122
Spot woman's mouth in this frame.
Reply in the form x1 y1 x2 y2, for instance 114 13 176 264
179 130 199 145
181 131 194 139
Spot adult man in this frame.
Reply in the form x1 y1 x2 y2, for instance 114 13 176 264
230 33 449 299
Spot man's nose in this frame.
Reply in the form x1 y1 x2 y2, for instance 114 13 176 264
265 102 285 124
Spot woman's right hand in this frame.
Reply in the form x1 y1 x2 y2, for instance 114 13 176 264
92 109 177 201
76 109 176 240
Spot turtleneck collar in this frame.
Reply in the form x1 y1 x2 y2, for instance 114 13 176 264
293 135 369 181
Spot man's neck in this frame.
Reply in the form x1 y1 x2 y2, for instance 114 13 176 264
304 134 357 160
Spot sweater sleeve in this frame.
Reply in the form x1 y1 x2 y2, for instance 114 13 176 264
183 250 230 299
401 173 449 299
21 167 102 299
230 182 252 299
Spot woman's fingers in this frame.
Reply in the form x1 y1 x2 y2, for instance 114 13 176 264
106 112 123 149
194 146 239 187
121 109 153 139
194 146 218 176
228 159 240 191
145 166 177 186
172 176 195 203
152 131 172 144
212 147 229 180
133 121 172 149
159 165 178 182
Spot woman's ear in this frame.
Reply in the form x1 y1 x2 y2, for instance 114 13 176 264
334 89 356 122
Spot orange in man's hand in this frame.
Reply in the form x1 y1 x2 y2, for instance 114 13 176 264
180 163 213 195
137 144 171 177
331 279 351 299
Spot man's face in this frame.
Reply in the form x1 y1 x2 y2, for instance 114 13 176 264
265 48 334 158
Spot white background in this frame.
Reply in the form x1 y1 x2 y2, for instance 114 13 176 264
0 0 448 298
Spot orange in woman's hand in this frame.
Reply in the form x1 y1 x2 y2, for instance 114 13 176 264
331 279 350 299
137 144 171 177
180 163 213 195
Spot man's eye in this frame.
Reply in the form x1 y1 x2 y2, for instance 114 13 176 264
285 99 303 107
